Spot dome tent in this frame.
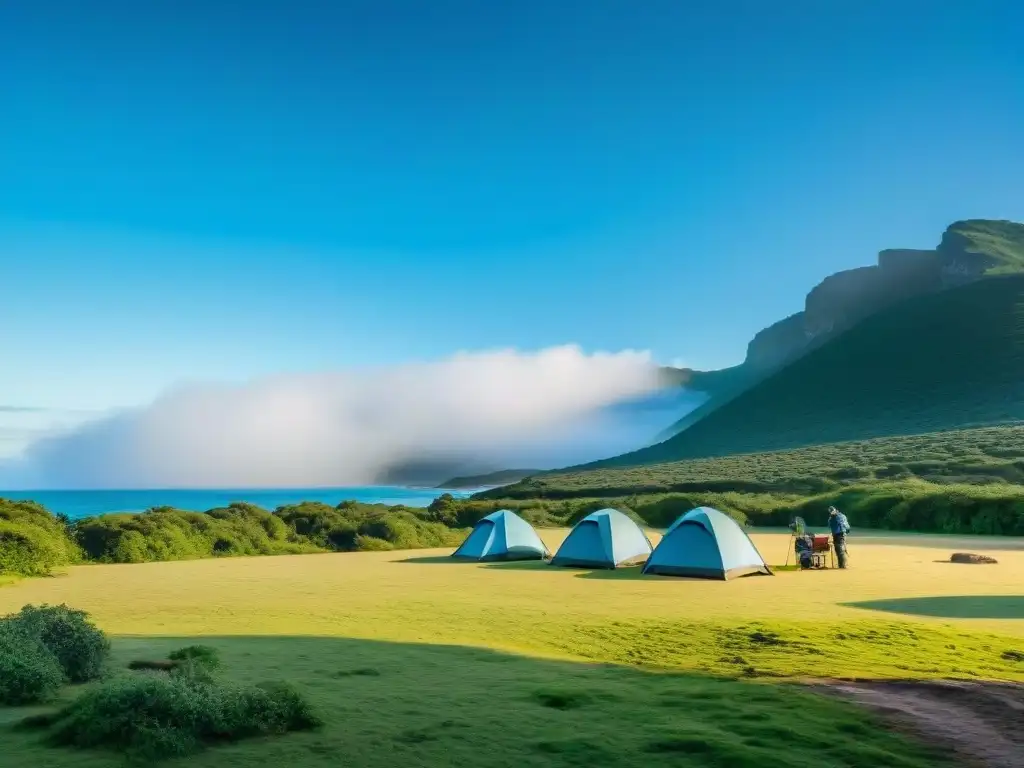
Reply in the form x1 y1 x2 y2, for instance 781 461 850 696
643 506 772 580
451 510 549 562
550 508 653 569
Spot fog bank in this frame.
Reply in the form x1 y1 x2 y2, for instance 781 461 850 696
11 345 695 489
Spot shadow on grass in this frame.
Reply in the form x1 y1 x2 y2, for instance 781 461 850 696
573 567 651 580
0 633 955 768
481 560 552 572
845 595 1024 619
577 566 797 581
399 556 553 568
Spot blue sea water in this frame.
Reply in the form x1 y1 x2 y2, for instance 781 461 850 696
0 487 477 520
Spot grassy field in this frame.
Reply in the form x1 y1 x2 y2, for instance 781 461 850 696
1 530 1023 766
578 274 1024 469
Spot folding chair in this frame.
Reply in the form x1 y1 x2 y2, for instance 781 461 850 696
810 534 832 569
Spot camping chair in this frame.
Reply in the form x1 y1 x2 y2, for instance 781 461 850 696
810 534 832 569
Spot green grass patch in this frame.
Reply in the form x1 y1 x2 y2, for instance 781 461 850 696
1 635 957 767
546 619 1024 681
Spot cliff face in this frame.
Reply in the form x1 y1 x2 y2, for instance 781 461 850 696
745 313 806 372
738 220 1024 374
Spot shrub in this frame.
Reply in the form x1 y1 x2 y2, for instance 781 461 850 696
43 673 322 760
0 498 80 577
8 604 110 683
0 521 68 576
352 535 393 551
167 645 220 670
0 621 64 705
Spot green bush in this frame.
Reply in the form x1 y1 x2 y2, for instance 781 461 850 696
8 604 110 683
0 621 64 705
352 535 393 551
73 504 319 564
43 673 322 760
0 499 80 577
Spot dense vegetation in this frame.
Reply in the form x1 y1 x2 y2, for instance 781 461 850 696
0 499 81 577
0 497 466 579
585 275 1024 468
0 604 109 705
488 425 1024 498
1 606 320 761
476 426 1024 533
471 481 1024 534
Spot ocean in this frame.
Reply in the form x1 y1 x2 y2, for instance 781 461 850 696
0 486 477 520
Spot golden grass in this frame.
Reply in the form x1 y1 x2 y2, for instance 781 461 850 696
2 531 1022 766
2 530 1022 659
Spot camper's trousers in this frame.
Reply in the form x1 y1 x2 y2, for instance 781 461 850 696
833 535 848 568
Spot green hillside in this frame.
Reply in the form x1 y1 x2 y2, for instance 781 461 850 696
652 218 1024 442
583 274 1024 468
437 468 543 489
479 424 1024 499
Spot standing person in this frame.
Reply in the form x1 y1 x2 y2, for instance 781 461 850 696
828 506 851 569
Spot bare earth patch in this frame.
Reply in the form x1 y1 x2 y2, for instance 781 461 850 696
812 679 1024 768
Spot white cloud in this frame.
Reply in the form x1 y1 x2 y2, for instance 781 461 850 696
11 345 682 489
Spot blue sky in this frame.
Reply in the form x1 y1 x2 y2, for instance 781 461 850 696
2 0 1023 421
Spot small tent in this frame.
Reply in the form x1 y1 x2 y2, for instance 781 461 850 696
451 510 549 562
550 508 653 569
643 506 772 580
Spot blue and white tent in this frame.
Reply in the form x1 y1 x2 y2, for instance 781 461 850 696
643 506 772 580
451 510 549 562
550 508 653 569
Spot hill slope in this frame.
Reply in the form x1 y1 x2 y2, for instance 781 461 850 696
477 424 1024 499
656 219 1024 440
583 274 1024 468
437 468 543 489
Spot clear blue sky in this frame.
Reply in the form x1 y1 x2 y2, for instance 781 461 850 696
2 0 1023 414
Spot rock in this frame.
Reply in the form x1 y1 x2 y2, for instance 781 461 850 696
950 552 998 564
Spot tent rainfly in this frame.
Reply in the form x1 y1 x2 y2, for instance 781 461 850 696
550 508 653 569
643 506 772 580
451 509 550 562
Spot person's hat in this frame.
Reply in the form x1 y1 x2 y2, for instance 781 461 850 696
828 506 838 514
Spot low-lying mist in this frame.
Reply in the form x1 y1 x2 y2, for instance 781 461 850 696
5 345 704 490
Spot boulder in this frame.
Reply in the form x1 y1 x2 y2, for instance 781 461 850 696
950 552 998 564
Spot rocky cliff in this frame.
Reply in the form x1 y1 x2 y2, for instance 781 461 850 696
740 219 1024 376
666 219 1024 439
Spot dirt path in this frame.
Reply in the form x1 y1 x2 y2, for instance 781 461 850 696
812 679 1024 767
